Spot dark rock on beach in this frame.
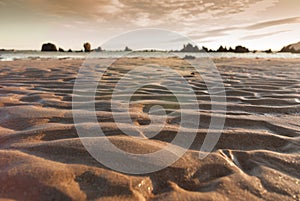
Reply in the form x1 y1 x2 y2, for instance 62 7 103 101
214 45 249 53
41 43 57 52
124 46 132 51
180 43 200 52
264 49 272 53
84 42 91 52
183 55 196 59
234 45 250 53
94 47 103 52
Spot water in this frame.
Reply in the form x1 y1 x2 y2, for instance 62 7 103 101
1 50 300 61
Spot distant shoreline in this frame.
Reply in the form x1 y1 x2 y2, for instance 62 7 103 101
1 51 300 62
1 49 300 54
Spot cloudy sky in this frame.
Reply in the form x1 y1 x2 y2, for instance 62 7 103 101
0 0 299 50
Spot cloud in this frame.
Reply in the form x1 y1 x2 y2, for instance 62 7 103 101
116 0 268 26
1 0 269 26
189 31 230 40
240 30 289 40
25 0 300 46
184 16 300 41
246 17 300 30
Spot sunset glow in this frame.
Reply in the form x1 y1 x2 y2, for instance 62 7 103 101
0 0 300 50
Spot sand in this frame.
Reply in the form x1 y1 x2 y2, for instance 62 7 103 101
0 57 299 201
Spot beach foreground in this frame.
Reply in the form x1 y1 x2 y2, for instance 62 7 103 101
0 58 299 201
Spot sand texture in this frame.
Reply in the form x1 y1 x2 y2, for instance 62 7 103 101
0 58 299 201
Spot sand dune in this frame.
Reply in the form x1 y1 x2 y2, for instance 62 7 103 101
0 58 299 200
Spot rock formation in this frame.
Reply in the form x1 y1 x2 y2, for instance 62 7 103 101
228 47 235 52
124 46 132 51
202 46 209 52
58 48 65 52
213 45 249 53
183 55 196 59
180 43 200 52
264 49 272 53
234 46 250 53
84 43 91 52
41 43 57 52
217 46 228 52
94 47 103 52
280 41 300 53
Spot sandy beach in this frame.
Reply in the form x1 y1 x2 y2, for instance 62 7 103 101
0 57 299 201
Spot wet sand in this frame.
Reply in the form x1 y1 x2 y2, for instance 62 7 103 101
0 58 299 201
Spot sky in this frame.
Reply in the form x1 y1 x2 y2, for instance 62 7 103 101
0 0 300 50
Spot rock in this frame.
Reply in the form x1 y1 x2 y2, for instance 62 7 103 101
280 42 300 53
183 55 196 60
41 43 57 52
180 43 200 52
124 46 132 51
264 49 272 53
217 46 228 52
234 46 249 53
178 44 251 53
0 49 14 52
228 47 235 52
215 45 249 53
58 48 65 52
68 49 73 52
94 47 103 52
83 43 91 52
202 46 209 52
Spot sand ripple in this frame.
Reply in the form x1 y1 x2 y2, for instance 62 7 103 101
0 58 299 200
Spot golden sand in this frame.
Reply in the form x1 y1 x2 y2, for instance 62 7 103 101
0 58 299 200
